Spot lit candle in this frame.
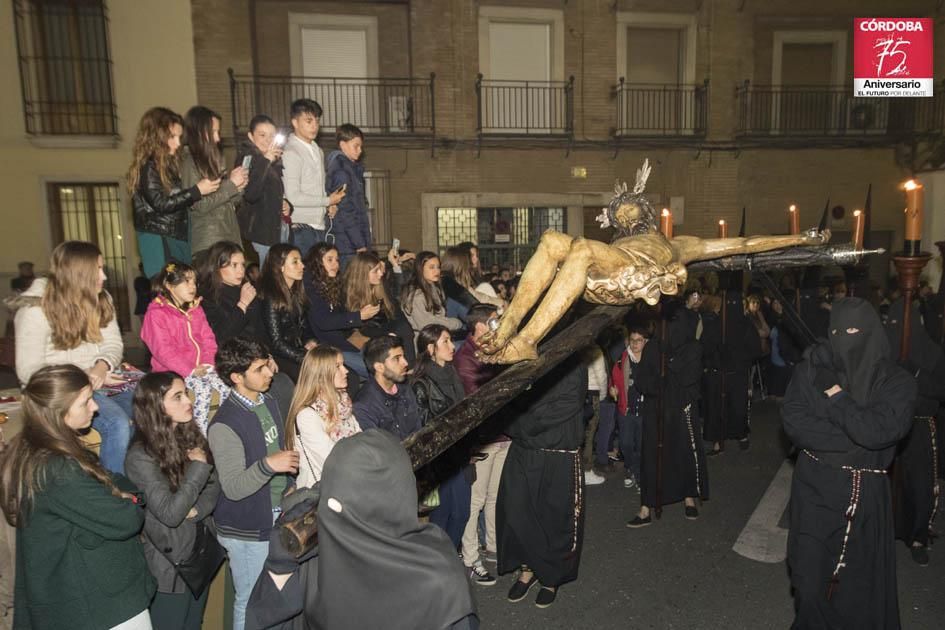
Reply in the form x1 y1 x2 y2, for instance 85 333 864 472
718 219 728 238
788 204 800 235
903 179 923 255
660 208 673 239
852 210 864 250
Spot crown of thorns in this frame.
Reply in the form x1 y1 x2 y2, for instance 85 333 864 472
596 159 657 235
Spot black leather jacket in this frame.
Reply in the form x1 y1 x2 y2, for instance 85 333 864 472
261 298 309 365
132 159 201 241
412 363 465 427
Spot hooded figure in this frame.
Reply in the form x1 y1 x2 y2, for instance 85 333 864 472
885 298 945 556
636 302 708 517
246 430 478 630
782 297 916 630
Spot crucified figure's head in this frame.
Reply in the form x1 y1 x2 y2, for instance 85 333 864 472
597 159 658 238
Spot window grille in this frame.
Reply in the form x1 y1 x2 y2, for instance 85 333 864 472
47 182 131 329
14 0 117 135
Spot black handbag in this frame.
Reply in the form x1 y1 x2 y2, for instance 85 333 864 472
165 520 227 599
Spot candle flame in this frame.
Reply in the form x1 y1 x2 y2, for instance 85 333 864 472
853 209 862 217
718 219 725 225
904 179 920 191
661 208 670 217
789 205 797 212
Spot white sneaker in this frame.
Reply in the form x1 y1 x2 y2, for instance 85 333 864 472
584 469 605 486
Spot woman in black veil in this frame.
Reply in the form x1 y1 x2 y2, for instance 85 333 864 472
246 430 477 630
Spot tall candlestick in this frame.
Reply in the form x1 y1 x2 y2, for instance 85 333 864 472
660 208 673 239
852 209 864 250
788 204 800 235
718 219 728 238
903 179 923 255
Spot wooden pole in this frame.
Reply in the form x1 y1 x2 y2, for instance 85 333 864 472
655 312 667 520
719 287 728 453
893 254 932 362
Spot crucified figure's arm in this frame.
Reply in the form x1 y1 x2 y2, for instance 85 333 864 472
670 230 830 265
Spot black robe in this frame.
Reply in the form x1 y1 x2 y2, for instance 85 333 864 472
700 311 723 442
638 308 709 508
713 296 762 441
886 298 945 548
782 298 916 630
496 358 586 587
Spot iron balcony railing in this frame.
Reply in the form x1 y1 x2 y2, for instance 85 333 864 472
735 81 945 138
476 74 574 136
613 79 708 137
228 70 436 138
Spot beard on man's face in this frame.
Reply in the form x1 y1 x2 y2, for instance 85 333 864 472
383 365 406 384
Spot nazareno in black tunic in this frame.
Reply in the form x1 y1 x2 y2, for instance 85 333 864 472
496 356 587 587
885 298 945 549
637 305 709 509
782 298 916 630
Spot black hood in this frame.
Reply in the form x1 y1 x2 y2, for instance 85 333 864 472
884 297 944 373
828 298 888 404
312 430 476 630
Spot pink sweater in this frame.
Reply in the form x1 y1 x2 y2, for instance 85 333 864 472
141 296 218 377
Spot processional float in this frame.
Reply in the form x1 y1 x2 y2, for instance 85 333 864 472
281 160 888 553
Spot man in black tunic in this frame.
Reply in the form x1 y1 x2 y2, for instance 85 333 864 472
783 298 916 630
496 356 586 609
629 303 708 526
885 298 945 565
712 291 763 452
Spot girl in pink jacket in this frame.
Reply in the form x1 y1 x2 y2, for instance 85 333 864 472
141 261 230 433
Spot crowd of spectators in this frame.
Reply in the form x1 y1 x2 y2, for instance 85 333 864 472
1 95 524 630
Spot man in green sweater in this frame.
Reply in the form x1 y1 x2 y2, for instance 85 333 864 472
210 337 298 630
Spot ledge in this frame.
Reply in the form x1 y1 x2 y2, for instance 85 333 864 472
27 134 121 150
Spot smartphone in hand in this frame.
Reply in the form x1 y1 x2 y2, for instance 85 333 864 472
241 155 252 171
392 238 400 256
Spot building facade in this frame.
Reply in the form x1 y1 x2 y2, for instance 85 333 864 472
0 0 198 330
194 0 945 285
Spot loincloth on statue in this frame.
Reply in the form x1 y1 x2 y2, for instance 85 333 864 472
583 248 687 305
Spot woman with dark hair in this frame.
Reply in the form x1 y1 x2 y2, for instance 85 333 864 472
412 324 473 558
142 261 231 435
341 250 417 363
303 243 374 378
181 106 247 262
125 372 221 630
13 241 134 474
0 365 155 629
129 106 220 277
197 240 261 345
259 243 317 381
235 114 292 265
401 251 464 340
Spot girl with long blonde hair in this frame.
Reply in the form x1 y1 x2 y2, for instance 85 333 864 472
13 241 134 474
286 346 360 488
129 107 220 278
0 365 154 629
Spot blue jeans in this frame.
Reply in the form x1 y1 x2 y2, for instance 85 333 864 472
91 388 135 474
617 412 643 481
430 469 472 550
217 533 271 630
290 224 325 258
341 351 369 379
595 399 617 468
251 242 270 266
